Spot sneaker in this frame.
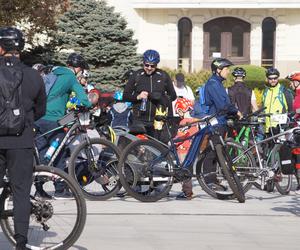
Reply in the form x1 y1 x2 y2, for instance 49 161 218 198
15 244 30 250
176 192 193 200
15 242 30 250
35 189 53 199
54 189 74 200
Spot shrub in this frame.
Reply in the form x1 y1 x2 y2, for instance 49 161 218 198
224 64 267 88
162 65 290 106
162 67 211 92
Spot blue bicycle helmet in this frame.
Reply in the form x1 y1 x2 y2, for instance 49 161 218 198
114 91 123 101
125 102 132 108
143 49 160 64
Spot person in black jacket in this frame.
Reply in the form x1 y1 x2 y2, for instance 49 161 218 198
0 27 46 250
228 67 258 116
123 49 176 141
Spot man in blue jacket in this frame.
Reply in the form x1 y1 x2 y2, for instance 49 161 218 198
177 58 240 200
205 58 241 124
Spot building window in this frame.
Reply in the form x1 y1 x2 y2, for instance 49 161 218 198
178 17 192 72
262 17 276 68
203 17 250 69
232 25 244 57
209 25 221 57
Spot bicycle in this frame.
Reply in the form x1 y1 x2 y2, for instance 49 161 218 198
0 165 86 249
226 112 296 195
117 111 245 203
34 108 121 201
195 110 265 200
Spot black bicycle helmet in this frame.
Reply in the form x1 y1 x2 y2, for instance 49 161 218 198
211 58 233 73
0 27 25 52
66 53 89 69
232 67 246 78
266 67 280 78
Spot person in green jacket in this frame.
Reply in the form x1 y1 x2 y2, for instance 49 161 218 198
35 53 91 199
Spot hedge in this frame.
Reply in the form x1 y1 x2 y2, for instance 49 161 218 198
163 65 290 106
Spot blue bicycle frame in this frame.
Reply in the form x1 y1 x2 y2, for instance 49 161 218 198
150 120 219 173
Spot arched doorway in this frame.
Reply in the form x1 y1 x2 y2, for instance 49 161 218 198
203 17 250 68
261 17 276 68
178 17 192 72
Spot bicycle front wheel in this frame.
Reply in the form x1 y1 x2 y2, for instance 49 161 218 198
118 139 174 202
196 141 255 200
215 144 246 203
0 165 87 250
68 138 122 201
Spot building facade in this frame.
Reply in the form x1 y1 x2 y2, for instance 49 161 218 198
106 0 300 76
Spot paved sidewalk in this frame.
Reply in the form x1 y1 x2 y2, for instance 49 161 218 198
1 182 300 250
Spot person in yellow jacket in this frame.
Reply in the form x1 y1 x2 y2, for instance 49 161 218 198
262 68 294 132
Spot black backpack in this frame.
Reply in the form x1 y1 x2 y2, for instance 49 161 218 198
0 62 25 136
228 82 252 115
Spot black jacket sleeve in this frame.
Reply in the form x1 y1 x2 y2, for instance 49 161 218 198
34 75 47 121
165 73 177 102
123 73 139 103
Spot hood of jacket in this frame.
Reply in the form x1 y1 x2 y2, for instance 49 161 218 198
112 102 128 113
52 66 75 76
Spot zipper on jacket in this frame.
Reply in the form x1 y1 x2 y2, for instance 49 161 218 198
149 75 153 122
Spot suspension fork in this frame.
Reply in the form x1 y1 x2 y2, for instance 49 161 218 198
82 134 97 167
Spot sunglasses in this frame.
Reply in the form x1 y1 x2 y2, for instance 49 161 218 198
268 77 278 80
144 63 156 68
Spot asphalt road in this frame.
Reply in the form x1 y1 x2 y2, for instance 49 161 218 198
1 182 300 250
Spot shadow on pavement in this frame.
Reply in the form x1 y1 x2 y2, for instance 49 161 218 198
72 245 88 250
271 194 300 216
0 232 13 250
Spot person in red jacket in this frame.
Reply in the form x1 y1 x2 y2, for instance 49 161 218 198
287 72 300 111
287 72 300 189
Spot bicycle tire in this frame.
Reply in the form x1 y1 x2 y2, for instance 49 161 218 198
215 144 245 203
271 144 293 195
118 139 174 202
196 141 255 199
0 165 86 250
68 138 122 201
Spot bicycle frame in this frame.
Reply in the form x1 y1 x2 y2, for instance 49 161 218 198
233 126 299 166
145 119 219 174
34 120 90 166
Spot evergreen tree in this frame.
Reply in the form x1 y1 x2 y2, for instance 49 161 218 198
54 0 140 90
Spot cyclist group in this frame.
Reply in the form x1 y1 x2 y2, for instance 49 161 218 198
1 27 300 249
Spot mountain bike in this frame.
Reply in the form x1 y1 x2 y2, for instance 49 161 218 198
0 165 86 249
226 112 296 195
34 108 121 201
117 112 245 203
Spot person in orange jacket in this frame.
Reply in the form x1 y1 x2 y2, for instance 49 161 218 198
174 98 199 200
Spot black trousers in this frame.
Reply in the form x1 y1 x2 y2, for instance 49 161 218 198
0 148 33 243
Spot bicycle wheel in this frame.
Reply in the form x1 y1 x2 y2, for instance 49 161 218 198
68 138 122 201
196 141 255 199
215 144 245 203
0 165 86 250
118 139 174 202
271 144 293 195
